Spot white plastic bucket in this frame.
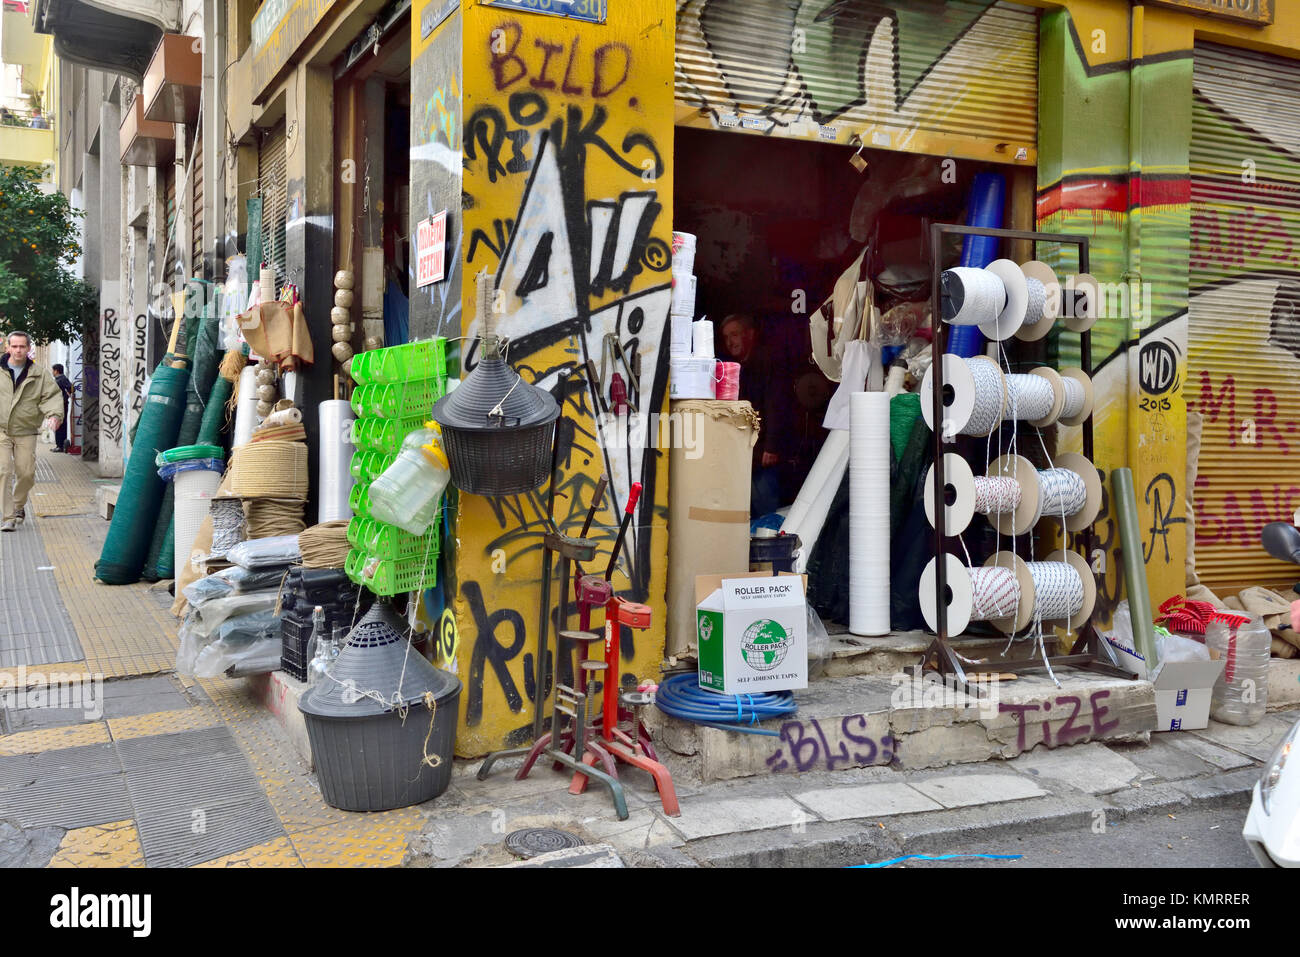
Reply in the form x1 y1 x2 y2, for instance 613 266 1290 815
174 467 223 575
670 314 694 356
670 356 716 400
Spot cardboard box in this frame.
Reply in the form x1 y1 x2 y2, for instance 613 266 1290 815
1151 659 1226 731
696 572 807 695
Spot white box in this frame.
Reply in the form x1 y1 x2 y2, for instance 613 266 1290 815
696 572 807 695
1151 659 1226 731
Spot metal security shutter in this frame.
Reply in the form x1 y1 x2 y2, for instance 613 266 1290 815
163 164 179 290
191 128 204 277
258 123 289 288
675 0 1037 156
1189 43 1300 592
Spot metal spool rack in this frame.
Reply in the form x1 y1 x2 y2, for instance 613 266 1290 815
922 223 1139 688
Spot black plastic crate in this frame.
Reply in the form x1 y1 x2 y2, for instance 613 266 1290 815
280 601 372 682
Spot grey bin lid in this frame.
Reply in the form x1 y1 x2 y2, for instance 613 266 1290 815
299 603 461 719
432 355 558 432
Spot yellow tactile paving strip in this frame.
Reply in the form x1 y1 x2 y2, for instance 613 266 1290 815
19 450 423 868
193 836 304 868
47 820 146 868
0 661 92 687
107 706 224 742
0 722 111 755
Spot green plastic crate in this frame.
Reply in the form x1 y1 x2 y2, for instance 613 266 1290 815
349 339 448 386
348 480 373 520
352 414 428 454
350 376 446 420
346 548 439 597
347 516 441 561
349 450 396 483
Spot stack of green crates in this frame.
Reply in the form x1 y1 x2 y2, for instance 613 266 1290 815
346 338 448 597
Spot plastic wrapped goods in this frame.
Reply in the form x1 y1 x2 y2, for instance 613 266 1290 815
226 535 302 569
1205 616 1270 726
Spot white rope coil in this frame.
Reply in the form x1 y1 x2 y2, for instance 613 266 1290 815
964 358 1004 436
1060 376 1086 420
211 499 246 557
1038 468 1088 517
969 566 1022 621
943 267 1005 326
1003 373 1054 422
972 476 1022 516
1020 276 1047 330
1026 561 1085 621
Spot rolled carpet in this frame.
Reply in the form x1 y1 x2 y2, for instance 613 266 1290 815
95 363 191 585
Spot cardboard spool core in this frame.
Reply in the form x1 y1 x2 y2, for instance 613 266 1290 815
987 453 1040 536
981 259 1030 342
1016 260 1061 342
1058 367 1095 427
1046 548 1097 629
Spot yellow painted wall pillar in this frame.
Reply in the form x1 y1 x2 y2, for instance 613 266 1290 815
453 1 675 755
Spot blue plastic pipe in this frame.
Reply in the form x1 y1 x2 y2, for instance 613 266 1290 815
946 172 1007 358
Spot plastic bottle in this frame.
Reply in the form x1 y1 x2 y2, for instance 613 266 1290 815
368 424 451 536
1205 615 1270 726
307 605 331 688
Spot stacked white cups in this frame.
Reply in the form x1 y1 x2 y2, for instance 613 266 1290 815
669 231 716 399
849 391 891 636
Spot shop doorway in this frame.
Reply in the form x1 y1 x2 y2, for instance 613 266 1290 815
673 125 1020 520
334 22 412 351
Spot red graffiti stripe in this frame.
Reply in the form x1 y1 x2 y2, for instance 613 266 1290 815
1037 176 1191 217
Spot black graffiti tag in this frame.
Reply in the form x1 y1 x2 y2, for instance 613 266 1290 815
1144 472 1186 565
463 579 526 726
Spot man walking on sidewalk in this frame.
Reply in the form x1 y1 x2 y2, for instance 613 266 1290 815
1 331 64 531
51 364 73 452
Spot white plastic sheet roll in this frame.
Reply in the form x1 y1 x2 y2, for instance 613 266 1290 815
318 400 357 524
671 274 697 317
281 370 305 410
670 314 694 356
259 265 276 306
669 356 716 400
693 319 715 359
232 366 259 449
849 391 890 636
780 428 850 573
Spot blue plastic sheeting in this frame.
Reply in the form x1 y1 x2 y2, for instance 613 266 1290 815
945 172 1006 358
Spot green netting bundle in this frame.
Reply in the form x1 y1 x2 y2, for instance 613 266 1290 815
95 363 191 585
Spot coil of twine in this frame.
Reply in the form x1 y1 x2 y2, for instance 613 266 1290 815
964 358 1004 436
942 267 1005 326
210 498 247 557
1060 376 1087 420
1037 468 1088 517
246 498 307 539
1003 373 1054 422
1026 561 1085 620
229 440 309 499
299 520 351 569
969 566 1022 621
1019 276 1048 331
972 476 1022 517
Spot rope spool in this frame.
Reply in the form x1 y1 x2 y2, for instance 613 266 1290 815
1057 368 1094 426
941 267 1005 327
921 354 1005 440
980 259 1031 341
1016 261 1061 342
1036 452 1103 531
1029 550 1096 629
920 552 1036 636
229 440 309 499
246 498 307 539
926 453 1034 536
210 497 246 557
1003 372 1055 424
300 520 351 569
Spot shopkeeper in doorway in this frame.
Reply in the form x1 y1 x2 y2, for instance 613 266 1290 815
720 314 799 517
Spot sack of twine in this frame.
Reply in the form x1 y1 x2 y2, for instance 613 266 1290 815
230 440 308 498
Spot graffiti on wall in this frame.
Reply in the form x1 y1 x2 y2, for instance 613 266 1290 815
99 308 123 447
673 0 1037 156
454 6 673 753
80 320 99 462
129 311 148 433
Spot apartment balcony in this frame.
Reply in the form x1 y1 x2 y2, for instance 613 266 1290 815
0 114 55 170
2 8 51 74
119 93 172 166
142 33 201 124
30 0 177 80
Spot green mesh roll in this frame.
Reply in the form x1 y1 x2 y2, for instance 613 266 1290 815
197 375 233 447
144 300 223 580
890 392 921 464
95 364 191 585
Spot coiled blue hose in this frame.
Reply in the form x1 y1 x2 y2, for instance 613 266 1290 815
654 673 797 736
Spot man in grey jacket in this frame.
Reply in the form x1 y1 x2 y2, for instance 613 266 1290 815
1 331 64 531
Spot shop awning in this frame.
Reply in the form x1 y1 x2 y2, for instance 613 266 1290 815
31 0 176 80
